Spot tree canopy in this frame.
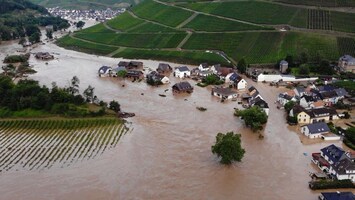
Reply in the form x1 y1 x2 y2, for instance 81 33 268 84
211 132 245 164
235 106 268 132
237 58 247 74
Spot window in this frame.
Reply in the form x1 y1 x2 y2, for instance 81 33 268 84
304 119 306 122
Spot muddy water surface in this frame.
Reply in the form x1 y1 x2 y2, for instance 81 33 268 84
0 42 353 200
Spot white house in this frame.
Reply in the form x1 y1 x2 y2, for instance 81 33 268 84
225 72 247 90
198 63 209 72
277 93 297 106
211 87 238 100
338 55 355 73
161 76 170 84
174 66 190 78
301 122 330 139
279 60 288 74
98 66 112 77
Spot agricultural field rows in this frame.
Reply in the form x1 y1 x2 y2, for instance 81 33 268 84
0 118 128 172
75 32 187 48
132 0 194 27
308 9 332 30
182 14 272 32
273 0 355 7
113 48 231 66
56 35 118 55
337 37 355 56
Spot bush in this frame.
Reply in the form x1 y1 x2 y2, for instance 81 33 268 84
309 179 355 190
4 54 30 63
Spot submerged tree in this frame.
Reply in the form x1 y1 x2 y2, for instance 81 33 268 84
109 100 121 112
83 85 95 103
211 132 245 164
68 76 80 95
235 106 268 132
237 58 247 74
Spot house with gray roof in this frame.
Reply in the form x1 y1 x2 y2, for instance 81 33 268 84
174 66 191 78
319 192 355 200
338 55 355 73
157 63 172 74
211 87 237 100
172 81 193 93
98 66 112 77
301 122 330 138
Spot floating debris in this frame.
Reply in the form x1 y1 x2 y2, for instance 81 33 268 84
159 94 166 97
196 107 207 111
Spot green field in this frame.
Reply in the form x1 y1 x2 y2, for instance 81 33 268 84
183 14 272 32
273 0 355 7
180 1 307 26
58 0 355 65
75 32 187 48
132 0 194 27
0 118 128 172
114 48 231 66
57 35 118 55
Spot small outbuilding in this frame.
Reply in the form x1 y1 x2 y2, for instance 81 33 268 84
211 87 238 100
98 66 113 77
174 66 191 78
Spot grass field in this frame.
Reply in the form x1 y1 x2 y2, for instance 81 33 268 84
0 118 128 172
57 35 118 55
337 37 355 56
106 12 145 31
132 0 194 27
331 11 355 33
273 0 355 7
182 14 272 32
114 48 232 66
79 23 115 34
75 32 187 48
180 1 307 26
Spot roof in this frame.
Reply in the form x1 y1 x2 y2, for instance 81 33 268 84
212 87 237 96
340 55 355 63
280 60 288 65
305 107 338 118
248 86 257 93
318 85 335 93
332 157 355 175
303 122 330 134
172 81 193 91
118 61 130 67
321 192 355 200
98 66 111 73
320 91 338 99
130 61 143 66
313 100 324 108
252 97 269 108
228 72 242 82
199 63 209 68
335 88 348 97
295 87 305 94
157 63 171 72
175 66 190 72
279 93 293 100
321 144 345 164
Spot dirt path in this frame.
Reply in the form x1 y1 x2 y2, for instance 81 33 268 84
176 12 198 29
177 31 192 48
106 47 126 57
103 22 122 33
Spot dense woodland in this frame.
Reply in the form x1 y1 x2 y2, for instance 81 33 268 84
0 0 70 42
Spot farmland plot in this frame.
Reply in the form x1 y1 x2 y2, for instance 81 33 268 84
0 118 129 172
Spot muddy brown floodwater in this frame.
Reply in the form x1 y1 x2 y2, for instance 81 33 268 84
0 41 354 200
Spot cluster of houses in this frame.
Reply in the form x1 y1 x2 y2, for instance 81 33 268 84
98 62 251 98
312 144 355 182
237 86 270 115
48 7 125 21
277 84 350 139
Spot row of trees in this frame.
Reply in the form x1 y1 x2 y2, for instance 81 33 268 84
0 76 120 117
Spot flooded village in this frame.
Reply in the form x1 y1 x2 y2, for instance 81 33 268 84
1 31 355 200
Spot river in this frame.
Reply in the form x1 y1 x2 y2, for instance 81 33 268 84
0 39 353 200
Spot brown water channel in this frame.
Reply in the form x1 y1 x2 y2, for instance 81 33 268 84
0 41 353 199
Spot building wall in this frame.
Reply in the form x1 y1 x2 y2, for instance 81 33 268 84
237 80 247 90
257 74 318 82
297 112 311 124
174 70 190 78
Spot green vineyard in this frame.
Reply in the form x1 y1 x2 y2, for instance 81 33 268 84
0 118 129 172
308 9 332 30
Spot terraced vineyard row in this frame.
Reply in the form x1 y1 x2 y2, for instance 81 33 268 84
0 118 129 172
308 9 332 30
337 37 355 56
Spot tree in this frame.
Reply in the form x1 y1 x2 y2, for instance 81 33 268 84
18 37 26 45
76 21 85 29
83 85 95 102
29 32 41 43
284 101 295 113
299 64 310 75
285 55 294 68
68 76 80 95
109 100 121 112
117 70 127 78
235 106 268 132
46 29 53 39
211 132 245 164
237 58 247 74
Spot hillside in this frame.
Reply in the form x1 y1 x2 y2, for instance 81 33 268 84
0 0 70 42
29 0 142 9
57 0 355 65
